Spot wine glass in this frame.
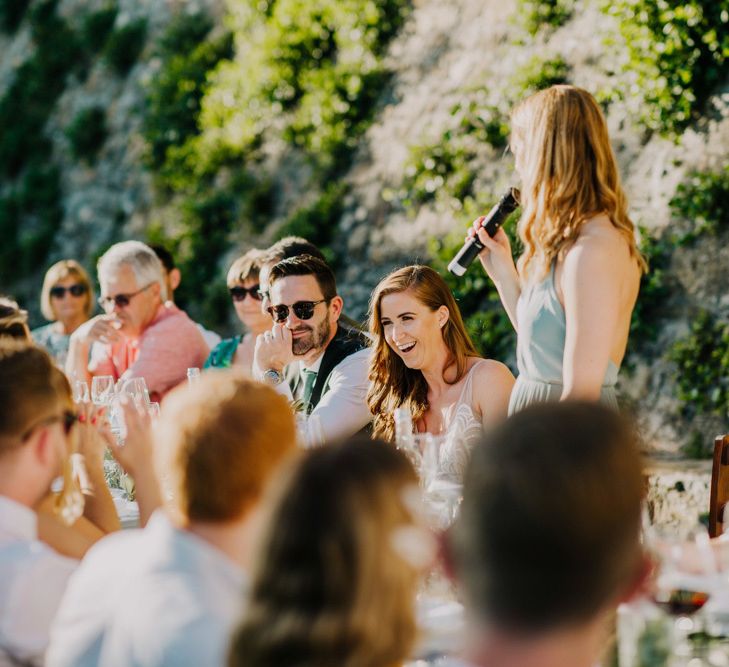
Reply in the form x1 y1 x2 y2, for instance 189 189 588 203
91 375 115 406
72 380 90 404
120 377 149 408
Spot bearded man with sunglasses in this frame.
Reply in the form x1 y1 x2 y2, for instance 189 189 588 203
66 241 209 402
254 255 372 444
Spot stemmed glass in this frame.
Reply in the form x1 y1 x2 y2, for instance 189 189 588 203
91 375 115 406
119 377 150 409
72 380 90 404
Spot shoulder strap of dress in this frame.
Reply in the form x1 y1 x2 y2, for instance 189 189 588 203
458 359 488 406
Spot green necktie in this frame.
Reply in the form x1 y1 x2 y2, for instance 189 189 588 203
301 368 318 414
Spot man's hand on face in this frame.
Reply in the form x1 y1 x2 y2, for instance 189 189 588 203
71 314 123 346
254 323 295 372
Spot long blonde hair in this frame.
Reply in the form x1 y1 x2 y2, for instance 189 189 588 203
510 85 646 279
229 437 420 667
367 266 479 442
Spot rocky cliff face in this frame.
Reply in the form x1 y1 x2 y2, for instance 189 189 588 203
1 0 728 456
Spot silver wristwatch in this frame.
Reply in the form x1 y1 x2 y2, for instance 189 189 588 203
262 368 284 386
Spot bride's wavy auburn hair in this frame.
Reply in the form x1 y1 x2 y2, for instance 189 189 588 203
510 85 646 280
367 265 478 442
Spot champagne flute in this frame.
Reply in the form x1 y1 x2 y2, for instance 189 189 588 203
91 375 115 406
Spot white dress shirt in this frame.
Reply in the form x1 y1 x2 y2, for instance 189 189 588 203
0 496 77 665
274 346 373 444
47 511 246 667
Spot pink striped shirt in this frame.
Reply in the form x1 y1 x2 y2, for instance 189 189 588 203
88 303 209 401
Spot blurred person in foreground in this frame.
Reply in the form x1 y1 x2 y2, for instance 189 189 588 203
150 244 221 350
0 342 118 665
31 260 95 367
0 296 31 340
254 255 372 444
229 436 435 667
205 249 272 374
66 241 209 402
48 371 298 667
443 402 647 667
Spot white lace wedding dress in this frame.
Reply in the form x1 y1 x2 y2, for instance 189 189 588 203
429 360 486 483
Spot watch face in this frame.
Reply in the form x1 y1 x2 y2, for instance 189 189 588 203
264 369 283 385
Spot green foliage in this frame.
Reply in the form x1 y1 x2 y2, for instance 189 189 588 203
428 208 520 363
66 107 107 162
627 227 672 355
0 0 30 32
682 430 712 459
200 0 410 173
388 99 509 213
602 0 729 135
0 0 83 176
81 4 118 55
518 0 574 35
0 164 63 283
143 12 233 177
670 310 729 419
103 18 147 75
669 166 729 241
274 182 347 265
512 55 570 94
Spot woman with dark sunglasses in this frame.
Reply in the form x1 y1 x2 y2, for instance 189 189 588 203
32 260 94 367
204 249 272 375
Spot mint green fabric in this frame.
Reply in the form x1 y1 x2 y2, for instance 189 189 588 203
204 336 241 369
508 263 619 414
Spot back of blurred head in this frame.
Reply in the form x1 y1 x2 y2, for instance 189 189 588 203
229 436 424 667
450 402 644 657
0 340 70 507
153 371 297 526
0 296 30 341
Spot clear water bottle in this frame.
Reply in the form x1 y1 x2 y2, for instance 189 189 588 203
187 367 201 386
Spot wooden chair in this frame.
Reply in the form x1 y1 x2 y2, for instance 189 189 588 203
709 434 729 538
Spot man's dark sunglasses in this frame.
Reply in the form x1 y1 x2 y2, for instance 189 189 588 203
21 410 78 442
98 283 153 309
229 285 261 302
267 300 327 323
50 284 87 299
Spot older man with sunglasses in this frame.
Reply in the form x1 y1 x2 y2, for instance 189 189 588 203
66 241 209 402
254 255 372 444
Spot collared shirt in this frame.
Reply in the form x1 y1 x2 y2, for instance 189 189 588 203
88 303 209 400
47 511 246 667
274 346 372 444
0 496 77 665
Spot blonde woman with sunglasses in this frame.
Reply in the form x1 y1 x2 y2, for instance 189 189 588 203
32 260 94 367
204 249 272 375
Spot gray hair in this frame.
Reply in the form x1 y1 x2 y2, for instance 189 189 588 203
97 241 167 301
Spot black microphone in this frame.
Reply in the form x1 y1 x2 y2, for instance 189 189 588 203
447 188 520 276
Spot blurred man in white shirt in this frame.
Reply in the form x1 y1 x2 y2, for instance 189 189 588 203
47 372 298 667
0 342 79 665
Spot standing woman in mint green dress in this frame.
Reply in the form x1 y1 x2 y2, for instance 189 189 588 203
204 249 272 375
470 85 645 413
32 260 95 368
